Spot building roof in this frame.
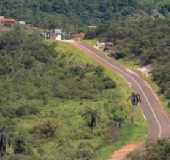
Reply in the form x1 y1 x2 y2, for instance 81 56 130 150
0 16 16 24
0 29 10 33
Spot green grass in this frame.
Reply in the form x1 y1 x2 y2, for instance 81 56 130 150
0 35 147 160
95 122 146 160
57 41 147 160
56 42 95 64
82 39 97 46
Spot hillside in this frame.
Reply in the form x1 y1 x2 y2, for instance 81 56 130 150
0 0 141 30
0 27 146 160
1 0 170 30
85 14 170 108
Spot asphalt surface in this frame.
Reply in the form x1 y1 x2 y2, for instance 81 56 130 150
72 42 170 141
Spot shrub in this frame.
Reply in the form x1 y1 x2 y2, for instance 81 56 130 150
15 105 39 117
33 121 57 139
69 65 85 77
14 135 27 154
103 77 116 89
112 109 126 128
110 51 126 59
129 140 170 160
0 105 39 118
9 155 32 160
104 124 120 143
0 107 16 118
0 128 12 156
95 66 104 77
168 101 170 108
76 142 95 159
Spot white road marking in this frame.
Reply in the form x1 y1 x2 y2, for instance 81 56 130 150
143 113 147 121
128 82 132 88
77 44 162 138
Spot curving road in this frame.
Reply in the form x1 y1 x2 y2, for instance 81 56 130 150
72 42 170 141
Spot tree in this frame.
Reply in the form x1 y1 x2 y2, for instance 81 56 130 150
0 128 12 156
14 134 26 154
81 108 99 131
112 110 126 128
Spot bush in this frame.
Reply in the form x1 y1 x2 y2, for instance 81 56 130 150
9 155 32 160
0 107 16 118
15 105 39 117
112 109 126 128
76 142 95 159
129 140 170 160
103 77 116 89
104 124 120 143
0 105 39 118
95 66 104 77
33 121 57 139
111 51 126 59
14 135 27 154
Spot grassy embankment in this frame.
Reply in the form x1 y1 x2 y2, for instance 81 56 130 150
119 60 170 115
81 39 170 115
0 28 146 160
57 42 147 160
112 57 170 115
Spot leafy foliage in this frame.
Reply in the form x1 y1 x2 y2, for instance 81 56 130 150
129 140 170 160
33 121 57 139
0 0 139 30
0 27 138 160
86 16 170 102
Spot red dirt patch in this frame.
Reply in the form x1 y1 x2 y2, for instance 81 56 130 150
108 144 140 160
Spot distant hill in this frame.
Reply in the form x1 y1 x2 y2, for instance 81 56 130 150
0 0 141 30
1 0 170 29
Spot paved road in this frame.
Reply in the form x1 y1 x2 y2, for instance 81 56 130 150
72 42 170 141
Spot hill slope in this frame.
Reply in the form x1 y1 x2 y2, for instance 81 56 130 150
0 27 146 160
0 0 140 29
1 0 170 30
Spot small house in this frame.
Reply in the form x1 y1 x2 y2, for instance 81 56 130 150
88 26 97 29
40 31 51 39
18 21 26 25
95 41 106 50
52 29 62 41
0 16 16 25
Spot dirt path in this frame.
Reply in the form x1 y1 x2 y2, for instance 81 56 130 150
108 144 139 160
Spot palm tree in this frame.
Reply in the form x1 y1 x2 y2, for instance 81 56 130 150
81 108 99 131
130 92 141 106
0 128 12 157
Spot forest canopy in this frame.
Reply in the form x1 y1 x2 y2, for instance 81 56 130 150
1 0 170 30
86 15 170 106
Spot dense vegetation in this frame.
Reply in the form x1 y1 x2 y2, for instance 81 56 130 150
1 0 170 31
0 27 145 160
85 15 170 106
2 0 170 30
0 0 140 30
129 140 170 160
1 0 170 159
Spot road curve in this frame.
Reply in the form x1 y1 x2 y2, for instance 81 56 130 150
72 42 170 141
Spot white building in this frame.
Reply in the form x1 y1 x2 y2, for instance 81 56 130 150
53 29 62 41
55 33 62 41
18 21 26 25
